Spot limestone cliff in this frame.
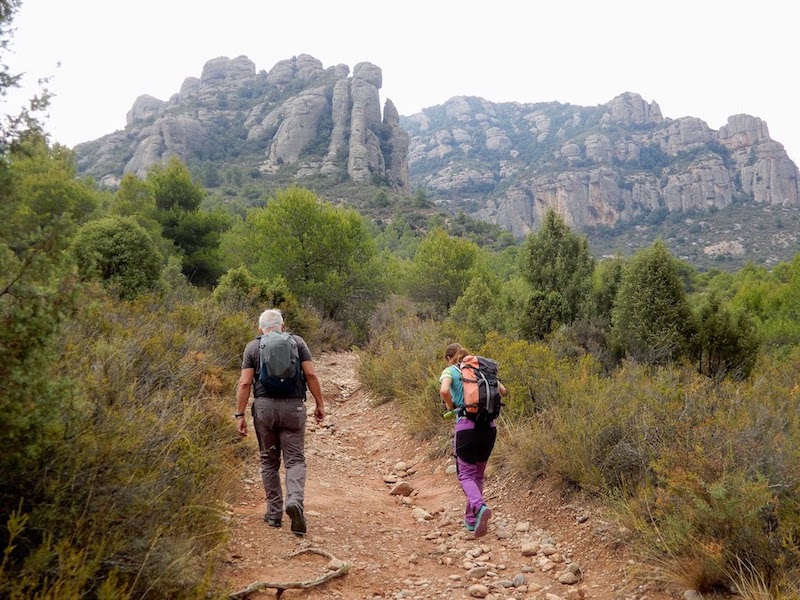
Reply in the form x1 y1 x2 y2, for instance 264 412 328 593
75 55 409 192
404 93 800 238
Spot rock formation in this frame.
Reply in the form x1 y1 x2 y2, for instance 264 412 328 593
75 60 800 248
405 93 800 238
75 54 410 192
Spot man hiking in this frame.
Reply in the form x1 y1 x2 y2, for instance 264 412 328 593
235 308 324 536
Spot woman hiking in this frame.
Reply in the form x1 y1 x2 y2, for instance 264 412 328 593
439 342 507 538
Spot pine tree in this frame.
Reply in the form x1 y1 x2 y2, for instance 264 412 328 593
520 209 594 323
612 240 695 364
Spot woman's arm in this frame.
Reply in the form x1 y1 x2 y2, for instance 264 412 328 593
439 374 454 410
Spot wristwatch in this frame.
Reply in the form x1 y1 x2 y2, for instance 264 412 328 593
234 412 245 418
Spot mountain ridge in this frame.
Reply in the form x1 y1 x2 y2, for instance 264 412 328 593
74 54 800 270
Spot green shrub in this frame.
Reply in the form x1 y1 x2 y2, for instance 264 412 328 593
72 216 164 299
213 266 315 340
618 353 800 593
446 276 504 350
0 288 247 598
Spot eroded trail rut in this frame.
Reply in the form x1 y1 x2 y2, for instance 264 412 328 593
220 352 676 600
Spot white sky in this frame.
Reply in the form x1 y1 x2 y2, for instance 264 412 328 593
4 0 799 164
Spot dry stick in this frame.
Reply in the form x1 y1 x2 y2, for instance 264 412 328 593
229 547 350 599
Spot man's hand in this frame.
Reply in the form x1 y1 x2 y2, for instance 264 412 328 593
314 404 325 424
237 417 247 437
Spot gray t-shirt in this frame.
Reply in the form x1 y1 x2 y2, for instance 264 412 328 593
242 333 312 399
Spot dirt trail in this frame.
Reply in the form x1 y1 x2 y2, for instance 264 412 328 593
220 352 678 600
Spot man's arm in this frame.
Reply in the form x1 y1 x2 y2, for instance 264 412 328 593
301 360 325 423
236 368 254 436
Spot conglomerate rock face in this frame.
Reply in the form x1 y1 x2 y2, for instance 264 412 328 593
75 54 409 192
404 92 799 238
76 58 799 244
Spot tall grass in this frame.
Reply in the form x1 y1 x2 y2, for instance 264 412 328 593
357 296 450 441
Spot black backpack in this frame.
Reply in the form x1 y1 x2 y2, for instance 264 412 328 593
257 332 306 398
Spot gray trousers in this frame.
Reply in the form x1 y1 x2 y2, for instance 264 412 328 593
251 397 307 522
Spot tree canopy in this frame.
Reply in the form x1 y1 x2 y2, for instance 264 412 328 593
221 185 386 328
612 240 695 363
72 216 164 299
520 209 594 322
404 227 483 315
144 157 230 286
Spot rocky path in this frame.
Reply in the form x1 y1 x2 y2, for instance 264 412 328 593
219 352 677 600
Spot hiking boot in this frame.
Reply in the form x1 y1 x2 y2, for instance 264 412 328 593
285 503 307 536
464 519 476 533
263 514 281 528
474 505 492 538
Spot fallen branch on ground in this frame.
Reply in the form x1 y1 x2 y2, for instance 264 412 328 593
229 547 350 599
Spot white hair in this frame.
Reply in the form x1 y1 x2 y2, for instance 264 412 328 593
258 308 284 332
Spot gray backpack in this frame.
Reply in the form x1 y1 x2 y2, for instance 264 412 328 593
257 332 306 398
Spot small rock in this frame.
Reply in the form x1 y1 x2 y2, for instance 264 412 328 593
326 558 346 571
389 482 414 496
412 507 432 521
467 584 490 598
558 571 580 585
466 566 489 580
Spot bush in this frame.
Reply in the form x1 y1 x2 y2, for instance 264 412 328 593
212 266 315 340
72 216 164 299
476 332 800 592
0 288 248 598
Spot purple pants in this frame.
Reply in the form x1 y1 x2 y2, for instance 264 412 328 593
454 418 497 526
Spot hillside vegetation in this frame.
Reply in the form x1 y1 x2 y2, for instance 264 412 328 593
4 6 800 598
6 130 800 596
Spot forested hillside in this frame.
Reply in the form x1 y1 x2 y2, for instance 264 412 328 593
5 4 800 599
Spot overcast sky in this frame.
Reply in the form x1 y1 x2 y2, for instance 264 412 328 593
5 0 799 164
